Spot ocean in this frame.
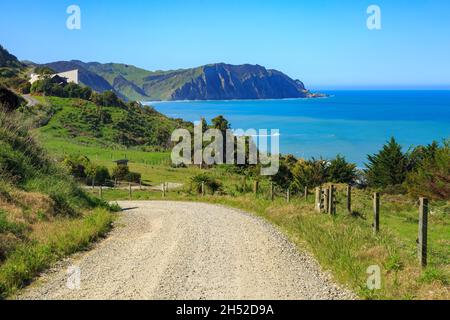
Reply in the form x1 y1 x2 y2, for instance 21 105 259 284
147 91 450 167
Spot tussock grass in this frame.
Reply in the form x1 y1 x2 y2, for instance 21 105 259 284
0 110 116 299
0 208 114 299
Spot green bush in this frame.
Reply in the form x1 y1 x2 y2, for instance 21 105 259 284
112 164 130 181
125 171 141 183
327 155 357 184
291 158 328 190
86 164 110 185
0 85 24 112
405 140 450 200
30 78 92 100
62 155 90 178
190 173 222 194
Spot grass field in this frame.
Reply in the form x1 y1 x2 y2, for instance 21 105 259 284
0 208 115 298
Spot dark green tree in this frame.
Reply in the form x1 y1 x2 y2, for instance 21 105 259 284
327 155 357 184
365 137 408 188
211 115 230 164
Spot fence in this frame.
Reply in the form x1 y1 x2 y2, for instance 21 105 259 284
222 180 435 268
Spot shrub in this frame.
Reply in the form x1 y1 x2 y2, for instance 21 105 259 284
271 155 295 188
125 171 141 183
86 164 110 185
18 81 31 94
292 158 328 190
62 155 90 178
405 140 450 200
190 173 222 194
90 91 124 108
30 78 92 101
327 155 357 184
0 86 24 112
111 164 130 181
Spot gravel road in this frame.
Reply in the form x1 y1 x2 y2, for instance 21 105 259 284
18 201 355 300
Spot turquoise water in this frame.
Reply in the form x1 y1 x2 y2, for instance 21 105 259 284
149 91 450 167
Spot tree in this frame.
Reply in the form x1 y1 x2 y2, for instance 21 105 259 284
327 155 357 184
211 115 230 164
34 66 55 75
91 91 123 108
112 164 130 181
365 137 408 188
406 140 450 200
86 164 110 185
291 158 328 190
269 155 297 188
62 155 90 178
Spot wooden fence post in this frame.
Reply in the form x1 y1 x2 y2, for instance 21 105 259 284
329 185 335 215
418 197 428 267
346 185 352 214
286 188 290 203
323 188 329 214
373 192 380 234
304 186 308 199
162 183 166 197
139 178 142 190
315 187 321 212
99 185 103 200
270 182 274 201
254 181 259 196
92 177 95 190
201 182 205 196
129 183 132 200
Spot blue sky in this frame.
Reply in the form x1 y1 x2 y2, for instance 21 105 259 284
1 0 449 89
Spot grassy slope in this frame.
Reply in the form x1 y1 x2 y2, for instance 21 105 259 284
0 109 116 298
31 96 190 149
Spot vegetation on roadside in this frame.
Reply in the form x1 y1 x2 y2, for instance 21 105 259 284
0 101 117 299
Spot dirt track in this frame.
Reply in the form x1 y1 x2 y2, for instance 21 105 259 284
18 201 354 300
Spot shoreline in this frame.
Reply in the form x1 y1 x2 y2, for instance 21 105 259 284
142 94 330 105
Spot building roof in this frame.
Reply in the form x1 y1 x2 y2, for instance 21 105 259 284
113 159 129 165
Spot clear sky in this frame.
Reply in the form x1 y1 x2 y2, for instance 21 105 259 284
1 0 449 90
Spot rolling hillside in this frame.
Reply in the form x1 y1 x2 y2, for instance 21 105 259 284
30 96 192 150
43 60 315 101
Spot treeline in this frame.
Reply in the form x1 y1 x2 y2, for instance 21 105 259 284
30 75 126 108
272 137 449 200
62 155 142 185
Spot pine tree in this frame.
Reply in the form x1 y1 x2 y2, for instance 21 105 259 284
365 137 407 188
327 155 357 184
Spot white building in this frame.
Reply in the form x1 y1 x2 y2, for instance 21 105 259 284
30 69 79 85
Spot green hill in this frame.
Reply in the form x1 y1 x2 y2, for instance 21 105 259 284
28 96 192 150
0 45 23 69
43 61 314 101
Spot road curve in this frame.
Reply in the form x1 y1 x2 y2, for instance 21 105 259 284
18 201 355 300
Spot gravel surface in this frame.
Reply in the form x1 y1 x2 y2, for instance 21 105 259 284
18 201 355 300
